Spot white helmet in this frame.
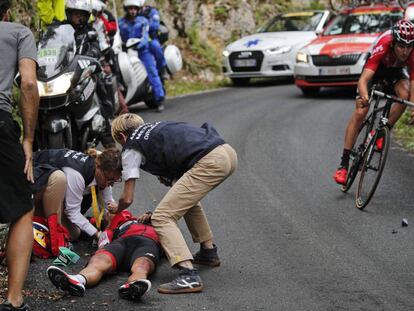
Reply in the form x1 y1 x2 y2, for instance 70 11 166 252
91 0 106 12
164 45 183 75
405 6 414 22
66 0 92 13
123 0 143 7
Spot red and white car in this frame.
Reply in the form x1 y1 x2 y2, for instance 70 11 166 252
294 3 403 96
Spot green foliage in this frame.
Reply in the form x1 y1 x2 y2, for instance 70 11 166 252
394 112 414 151
214 6 229 22
165 78 231 97
186 25 222 75
307 0 326 10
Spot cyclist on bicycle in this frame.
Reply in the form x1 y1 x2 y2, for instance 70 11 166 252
333 19 414 185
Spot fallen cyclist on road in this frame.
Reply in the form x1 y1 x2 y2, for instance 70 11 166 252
46 210 162 301
333 19 414 185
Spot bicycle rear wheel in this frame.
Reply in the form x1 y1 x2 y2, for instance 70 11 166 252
355 127 390 209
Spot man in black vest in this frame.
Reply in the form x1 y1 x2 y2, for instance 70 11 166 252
110 113 238 294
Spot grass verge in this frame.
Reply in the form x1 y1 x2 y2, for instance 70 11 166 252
165 76 231 97
393 111 414 151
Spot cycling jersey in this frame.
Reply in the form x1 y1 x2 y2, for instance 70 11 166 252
364 31 414 80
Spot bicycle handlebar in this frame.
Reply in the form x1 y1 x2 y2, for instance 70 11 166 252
373 90 414 108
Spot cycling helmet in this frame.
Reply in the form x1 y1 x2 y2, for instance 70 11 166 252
123 0 142 7
392 19 414 46
92 0 105 13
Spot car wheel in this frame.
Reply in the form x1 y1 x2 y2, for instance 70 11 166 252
231 77 250 86
301 87 320 97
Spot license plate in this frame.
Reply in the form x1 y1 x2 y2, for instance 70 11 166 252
319 67 350 76
234 59 256 67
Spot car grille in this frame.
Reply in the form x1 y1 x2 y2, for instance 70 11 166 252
39 95 68 111
229 51 264 72
298 74 360 83
312 54 361 67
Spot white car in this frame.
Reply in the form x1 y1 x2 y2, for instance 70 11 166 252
222 11 333 86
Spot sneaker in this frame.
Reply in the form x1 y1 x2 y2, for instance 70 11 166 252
47 266 86 297
118 279 151 301
156 104 165 112
333 167 347 185
193 244 221 267
158 268 203 294
0 302 30 311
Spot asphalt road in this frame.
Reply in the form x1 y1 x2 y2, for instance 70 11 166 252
26 81 414 310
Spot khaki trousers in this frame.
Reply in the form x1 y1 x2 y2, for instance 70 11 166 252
151 144 237 266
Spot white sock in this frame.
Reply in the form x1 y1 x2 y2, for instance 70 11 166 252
71 274 87 285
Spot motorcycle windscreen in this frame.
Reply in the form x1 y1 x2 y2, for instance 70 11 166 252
37 24 76 80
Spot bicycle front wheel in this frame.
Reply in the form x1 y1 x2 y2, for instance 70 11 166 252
355 127 390 209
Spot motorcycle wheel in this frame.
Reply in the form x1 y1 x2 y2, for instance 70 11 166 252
80 126 91 153
48 132 66 149
145 99 158 109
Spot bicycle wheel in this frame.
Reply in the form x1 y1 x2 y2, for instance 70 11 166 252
355 127 390 209
341 121 371 193
330 0 344 12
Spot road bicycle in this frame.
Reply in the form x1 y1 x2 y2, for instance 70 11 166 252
329 0 390 13
341 84 414 209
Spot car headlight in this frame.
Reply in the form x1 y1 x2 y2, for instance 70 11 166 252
37 72 74 97
296 51 309 64
265 45 292 55
222 49 230 57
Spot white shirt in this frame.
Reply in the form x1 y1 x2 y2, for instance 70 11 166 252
121 149 144 181
62 167 114 237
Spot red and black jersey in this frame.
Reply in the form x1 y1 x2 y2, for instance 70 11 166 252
104 210 159 243
365 31 414 80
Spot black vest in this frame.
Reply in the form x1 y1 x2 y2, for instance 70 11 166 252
123 121 225 178
33 149 96 186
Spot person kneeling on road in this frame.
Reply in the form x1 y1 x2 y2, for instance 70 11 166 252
47 210 161 301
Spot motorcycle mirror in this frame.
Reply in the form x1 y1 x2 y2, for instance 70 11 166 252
88 31 98 42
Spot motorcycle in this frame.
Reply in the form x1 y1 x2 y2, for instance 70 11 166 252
113 23 183 109
35 24 107 151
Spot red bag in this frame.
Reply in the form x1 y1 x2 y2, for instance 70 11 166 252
32 215 70 259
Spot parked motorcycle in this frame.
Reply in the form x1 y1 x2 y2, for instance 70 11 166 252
112 24 183 109
35 24 107 151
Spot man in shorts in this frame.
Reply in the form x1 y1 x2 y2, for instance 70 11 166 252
333 19 414 185
0 0 39 310
47 210 161 301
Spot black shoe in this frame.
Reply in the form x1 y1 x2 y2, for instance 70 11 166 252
47 266 86 297
193 244 221 267
0 302 30 311
158 268 203 294
118 279 151 301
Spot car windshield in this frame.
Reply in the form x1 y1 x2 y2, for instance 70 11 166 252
37 24 76 80
260 12 325 32
323 11 402 35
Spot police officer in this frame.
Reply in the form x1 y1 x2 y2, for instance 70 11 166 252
136 0 168 79
119 0 165 112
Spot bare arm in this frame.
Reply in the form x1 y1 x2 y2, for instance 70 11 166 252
117 178 136 212
18 58 39 182
357 68 375 104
